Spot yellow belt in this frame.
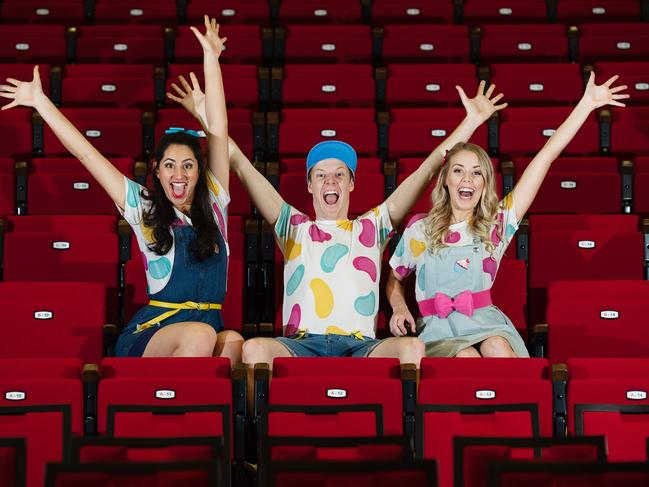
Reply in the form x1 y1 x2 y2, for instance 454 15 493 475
133 300 222 334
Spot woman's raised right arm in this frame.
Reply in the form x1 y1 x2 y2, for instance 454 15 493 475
1 65 126 208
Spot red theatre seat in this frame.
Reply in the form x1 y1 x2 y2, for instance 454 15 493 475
60 64 155 109
0 282 106 364
384 64 477 107
93 1 177 24
74 25 165 64
578 23 649 63
489 63 583 106
280 64 375 108
380 25 469 64
278 108 378 158
3 215 121 324
173 24 263 64
0 1 83 24
417 358 554 487
455 436 606 487
371 0 454 25
512 157 621 215
567 358 649 462
478 24 569 64
282 25 372 64
464 1 548 25
95 356 242 485
27 157 134 215
388 108 488 158
558 1 642 24
278 1 362 25
527 214 644 324
499 107 599 158
608 107 649 157
0 26 66 64
545 281 649 363
42 108 143 159
0 108 34 159
186 0 271 24
258 357 412 479
166 63 261 110
0 358 85 487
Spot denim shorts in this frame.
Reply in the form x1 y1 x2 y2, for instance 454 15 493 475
276 333 382 358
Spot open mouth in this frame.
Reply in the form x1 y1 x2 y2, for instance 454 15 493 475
323 190 339 205
458 187 475 200
171 182 187 199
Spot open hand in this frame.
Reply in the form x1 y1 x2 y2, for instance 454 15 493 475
191 15 227 58
582 71 629 110
0 65 45 110
389 305 417 337
167 72 206 122
457 80 507 124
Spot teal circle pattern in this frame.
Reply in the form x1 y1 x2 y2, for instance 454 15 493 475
148 256 172 279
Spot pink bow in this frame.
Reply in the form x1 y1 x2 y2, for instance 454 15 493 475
434 290 475 318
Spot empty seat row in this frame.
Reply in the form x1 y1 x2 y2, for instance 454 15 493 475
2 0 647 27
8 355 649 487
2 22 649 66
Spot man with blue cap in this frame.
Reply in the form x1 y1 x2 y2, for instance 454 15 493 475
236 82 506 366
167 75 507 365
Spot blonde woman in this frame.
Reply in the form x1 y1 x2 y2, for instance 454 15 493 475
386 73 629 358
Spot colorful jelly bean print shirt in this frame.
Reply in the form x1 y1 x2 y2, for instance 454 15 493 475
119 171 230 295
389 193 519 301
275 202 394 338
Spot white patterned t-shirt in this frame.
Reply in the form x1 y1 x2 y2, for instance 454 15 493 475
275 202 394 338
119 170 230 295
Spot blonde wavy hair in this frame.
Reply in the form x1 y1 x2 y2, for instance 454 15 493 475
424 142 501 254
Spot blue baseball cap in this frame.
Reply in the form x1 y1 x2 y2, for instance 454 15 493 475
306 140 357 180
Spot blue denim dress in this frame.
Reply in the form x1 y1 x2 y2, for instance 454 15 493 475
115 225 227 357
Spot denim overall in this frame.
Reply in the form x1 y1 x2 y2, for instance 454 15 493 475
115 225 226 357
417 235 529 357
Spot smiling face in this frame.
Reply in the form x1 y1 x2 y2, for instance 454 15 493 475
444 149 486 222
307 158 354 221
155 143 200 213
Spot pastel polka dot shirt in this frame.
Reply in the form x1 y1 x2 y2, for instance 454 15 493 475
389 192 520 301
119 171 230 295
275 202 394 338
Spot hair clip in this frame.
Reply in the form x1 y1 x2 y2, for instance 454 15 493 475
165 127 206 138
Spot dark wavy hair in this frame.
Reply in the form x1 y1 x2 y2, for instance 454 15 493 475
141 131 219 262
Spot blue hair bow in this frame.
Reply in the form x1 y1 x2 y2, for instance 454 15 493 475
165 127 206 138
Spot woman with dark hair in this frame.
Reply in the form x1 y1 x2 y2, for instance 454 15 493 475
387 73 629 358
0 16 244 360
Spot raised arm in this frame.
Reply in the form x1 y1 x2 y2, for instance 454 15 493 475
385 81 507 227
167 71 208 131
191 15 229 193
0 66 125 208
228 137 285 225
386 270 416 337
167 71 285 225
512 72 629 220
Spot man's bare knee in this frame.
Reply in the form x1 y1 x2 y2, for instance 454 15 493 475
242 338 273 365
401 337 425 365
